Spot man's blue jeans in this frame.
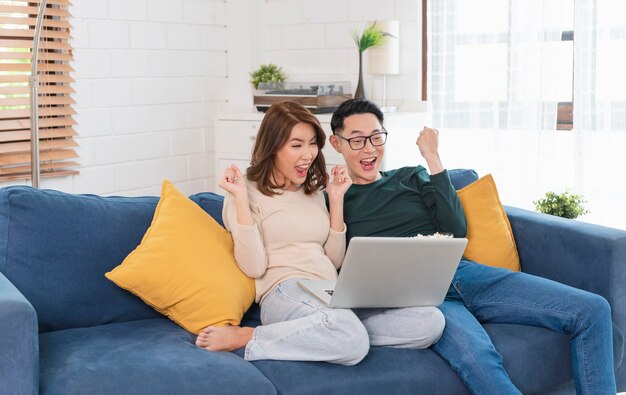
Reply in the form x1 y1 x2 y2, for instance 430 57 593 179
432 259 616 395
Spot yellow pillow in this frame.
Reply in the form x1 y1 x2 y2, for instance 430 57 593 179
105 180 255 334
457 174 521 272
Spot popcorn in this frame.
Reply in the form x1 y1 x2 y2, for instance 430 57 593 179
412 232 453 239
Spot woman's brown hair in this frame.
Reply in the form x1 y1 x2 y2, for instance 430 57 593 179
247 101 328 196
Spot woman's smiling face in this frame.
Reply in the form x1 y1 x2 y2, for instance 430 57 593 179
272 122 319 191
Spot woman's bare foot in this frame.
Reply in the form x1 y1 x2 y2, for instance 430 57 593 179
195 325 254 352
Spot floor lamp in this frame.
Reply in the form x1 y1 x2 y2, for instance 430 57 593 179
30 0 48 188
368 21 400 112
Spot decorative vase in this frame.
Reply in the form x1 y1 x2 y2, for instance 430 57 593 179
354 51 367 100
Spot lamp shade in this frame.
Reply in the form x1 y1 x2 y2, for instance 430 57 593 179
368 20 400 75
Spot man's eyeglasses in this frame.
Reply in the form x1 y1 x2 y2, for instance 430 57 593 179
337 131 388 150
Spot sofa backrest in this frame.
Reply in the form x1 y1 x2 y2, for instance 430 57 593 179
448 168 479 190
0 186 225 332
0 169 477 333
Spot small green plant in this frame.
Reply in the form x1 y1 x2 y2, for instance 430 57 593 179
249 64 286 90
533 191 589 219
352 21 387 53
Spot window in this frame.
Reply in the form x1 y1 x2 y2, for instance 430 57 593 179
0 0 77 181
425 0 626 131
574 0 626 131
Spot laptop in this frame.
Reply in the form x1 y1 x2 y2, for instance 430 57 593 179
298 236 468 308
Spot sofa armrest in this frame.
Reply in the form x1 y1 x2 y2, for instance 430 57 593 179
505 206 626 326
0 272 38 395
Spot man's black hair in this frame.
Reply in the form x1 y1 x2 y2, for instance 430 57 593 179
330 99 384 135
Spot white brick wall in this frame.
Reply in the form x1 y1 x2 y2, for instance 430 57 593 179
0 0 425 197
130 23 168 49
1 0 228 196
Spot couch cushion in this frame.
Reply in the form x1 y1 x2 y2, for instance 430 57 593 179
106 180 254 334
241 303 261 327
39 318 276 395
457 174 521 271
188 192 225 226
0 186 225 332
248 324 574 394
448 168 479 190
252 345 468 394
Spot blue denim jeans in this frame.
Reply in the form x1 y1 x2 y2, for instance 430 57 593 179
432 259 616 395
246 278 445 365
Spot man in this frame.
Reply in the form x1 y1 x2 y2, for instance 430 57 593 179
328 99 616 395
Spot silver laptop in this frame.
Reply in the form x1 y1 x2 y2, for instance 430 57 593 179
298 236 468 308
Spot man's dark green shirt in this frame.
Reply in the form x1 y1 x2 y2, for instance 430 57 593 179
341 166 467 242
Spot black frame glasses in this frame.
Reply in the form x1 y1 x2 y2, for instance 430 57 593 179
337 130 388 150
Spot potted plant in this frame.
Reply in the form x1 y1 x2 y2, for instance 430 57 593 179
352 22 387 100
533 191 589 219
249 64 286 90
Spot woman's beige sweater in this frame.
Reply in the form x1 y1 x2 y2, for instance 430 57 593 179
222 178 346 303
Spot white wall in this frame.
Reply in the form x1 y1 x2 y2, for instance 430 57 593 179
0 0 228 196
1 0 422 197
2 0 420 197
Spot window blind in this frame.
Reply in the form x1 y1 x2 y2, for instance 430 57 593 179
0 0 78 181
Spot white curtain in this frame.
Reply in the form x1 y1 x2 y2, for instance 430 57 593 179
427 0 626 230
574 0 626 131
428 0 569 131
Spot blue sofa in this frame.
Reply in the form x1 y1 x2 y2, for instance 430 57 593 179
1 169 624 395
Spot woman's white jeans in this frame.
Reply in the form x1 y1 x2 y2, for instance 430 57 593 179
244 278 445 365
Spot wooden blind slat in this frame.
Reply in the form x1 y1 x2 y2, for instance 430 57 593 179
7 96 75 106
1 64 31 72
0 5 68 18
0 29 32 38
0 95 75 107
1 106 76 119
3 162 80 175
35 51 74 62
0 149 78 166
557 102 573 122
1 168 78 180
0 28 71 40
0 39 72 51
0 117 76 131
0 51 32 61
0 86 28 95
0 85 74 95
0 127 77 142
0 162 79 177
0 169 79 181
0 63 73 73
0 97 27 106
0 51 72 62
0 74 75 84
34 63 74 73
0 138 78 155
0 162 79 176
0 16 71 29
29 0 71 6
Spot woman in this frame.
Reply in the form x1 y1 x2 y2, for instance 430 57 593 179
196 101 444 365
